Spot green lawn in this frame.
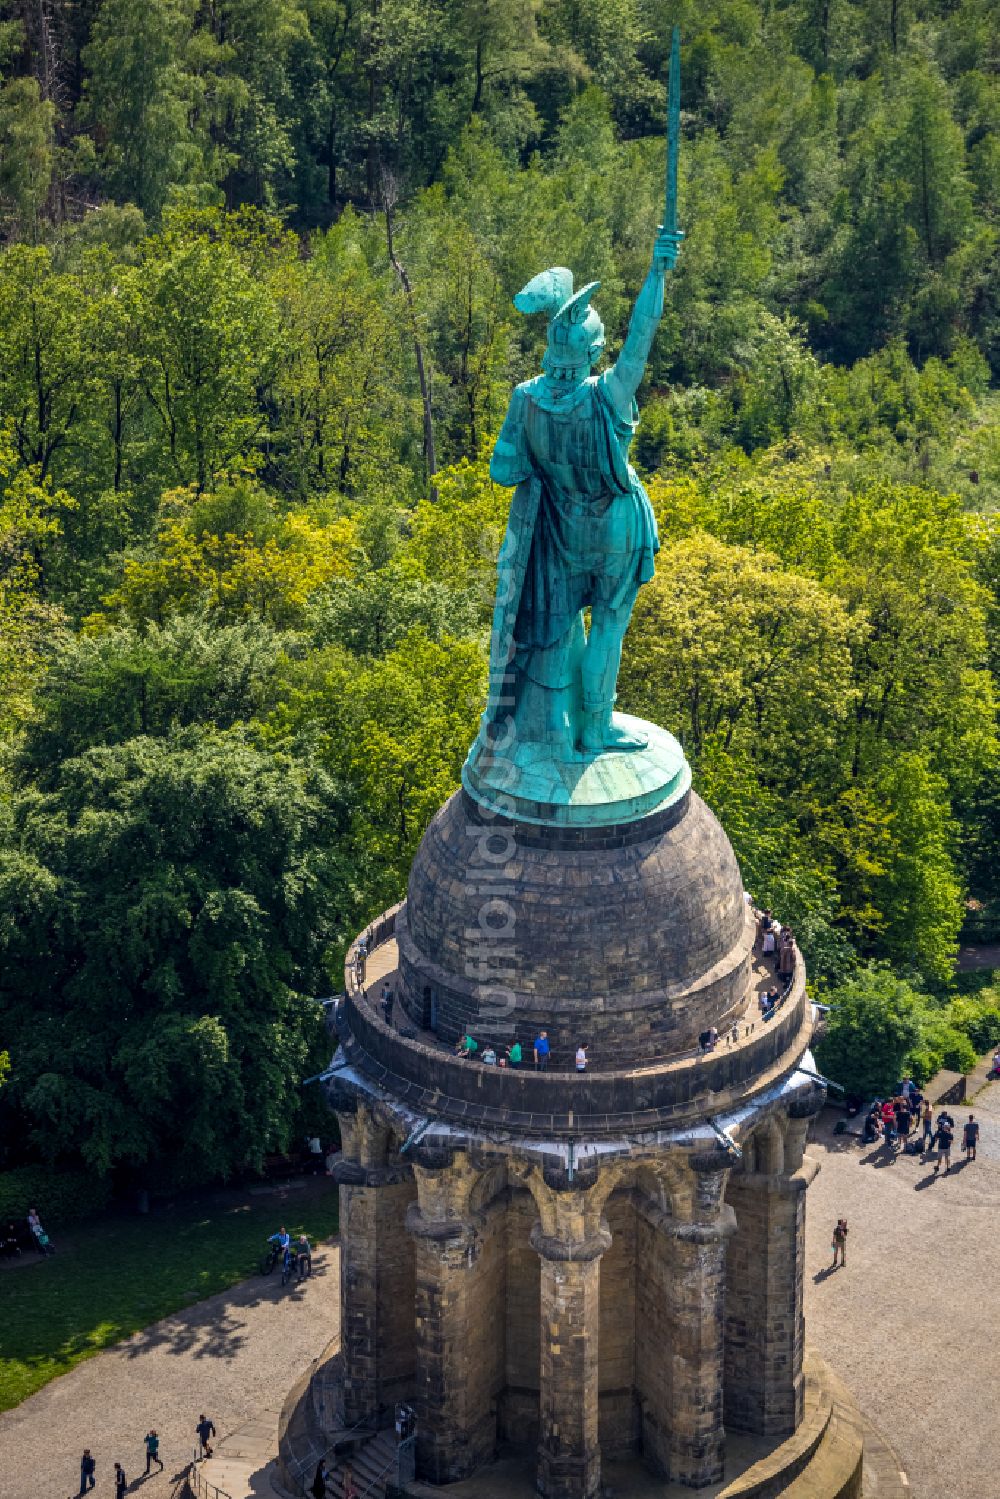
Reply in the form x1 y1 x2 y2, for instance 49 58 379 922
0 1181 339 1413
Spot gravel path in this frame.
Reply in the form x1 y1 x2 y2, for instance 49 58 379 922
805 1086 1000 1499
0 1242 338 1499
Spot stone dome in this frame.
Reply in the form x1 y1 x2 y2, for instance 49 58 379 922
397 784 754 1067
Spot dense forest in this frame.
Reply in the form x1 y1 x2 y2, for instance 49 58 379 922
1 0 1000 1192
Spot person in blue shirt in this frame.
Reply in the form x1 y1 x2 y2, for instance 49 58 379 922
533 1031 551 1071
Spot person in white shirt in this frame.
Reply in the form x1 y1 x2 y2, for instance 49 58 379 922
576 1044 588 1072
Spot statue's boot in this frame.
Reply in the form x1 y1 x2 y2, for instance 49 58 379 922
580 698 648 754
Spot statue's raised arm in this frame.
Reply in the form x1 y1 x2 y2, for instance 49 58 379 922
603 227 683 419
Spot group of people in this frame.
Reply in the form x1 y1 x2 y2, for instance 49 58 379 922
453 1030 589 1073
756 905 797 983
861 1081 980 1174
268 1225 313 1279
75 1423 205 1496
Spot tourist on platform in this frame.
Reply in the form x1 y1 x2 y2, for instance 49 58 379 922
881 1099 897 1147
921 1100 934 1151
114 1461 127 1499
831 1218 848 1268
762 926 777 959
482 1044 497 1065
196 1414 216 1459
575 1043 588 1072
507 1039 522 1068
381 984 393 1024
455 1032 478 1059
861 1106 881 1145
964 1114 979 1162
933 1114 954 1174
343 1463 358 1499
311 1459 329 1498
895 1094 912 1147
698 1027 719 1052
533 1031 551 1071
78 1450 96 1495
778 933 795 981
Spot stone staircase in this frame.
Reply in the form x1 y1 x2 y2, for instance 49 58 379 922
325 1432 398 1498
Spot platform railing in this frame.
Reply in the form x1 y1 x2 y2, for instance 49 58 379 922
344 902 801 1077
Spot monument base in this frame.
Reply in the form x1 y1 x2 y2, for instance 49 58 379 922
462 713 691 827
322 1350 864 1499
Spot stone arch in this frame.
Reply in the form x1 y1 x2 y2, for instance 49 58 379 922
469 1161 508 1214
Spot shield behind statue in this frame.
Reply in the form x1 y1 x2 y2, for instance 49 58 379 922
476 474 541 742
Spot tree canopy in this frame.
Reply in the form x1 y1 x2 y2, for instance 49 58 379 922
1 0 999 1184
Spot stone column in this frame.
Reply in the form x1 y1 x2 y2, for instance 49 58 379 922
332 1100 414 1429
408 1155 494 1483
660 1158 734 1488
725 1106 819 1436
531 1219 611 1499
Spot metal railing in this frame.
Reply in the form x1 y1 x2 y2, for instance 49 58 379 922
188 1458 232 1499
345 901 803 1075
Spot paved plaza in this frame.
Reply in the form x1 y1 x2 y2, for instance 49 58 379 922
805 1083 1000 1499
2 1090 998 1499
0 1240 337 1499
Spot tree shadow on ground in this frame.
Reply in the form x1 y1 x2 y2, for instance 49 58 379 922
121 1258 329 1363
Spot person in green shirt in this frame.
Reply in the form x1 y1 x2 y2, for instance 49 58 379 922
454 1033 478 1058
507 1040 522 1068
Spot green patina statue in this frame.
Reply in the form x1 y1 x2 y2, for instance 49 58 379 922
464 35 685 823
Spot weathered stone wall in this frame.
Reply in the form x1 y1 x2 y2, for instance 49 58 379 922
635 1204 673 1475
339 1178 417 1426
598 1192 639 1457
398 788 752 1063
500 1188 541 1446
724 1131 813 1436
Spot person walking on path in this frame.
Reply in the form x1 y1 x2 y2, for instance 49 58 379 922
343 1463 358 1499
78 1450 96 1495
533 1031 550 1071
311 1459 329 1498
832 1218 848 1268
933 1115 954 1174
964 1114 980 1162
921 1101 934 1151
144 1429 164 1475
113 1462 127 1499
196 1414 216 1459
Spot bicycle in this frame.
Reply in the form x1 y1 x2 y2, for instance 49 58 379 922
259 1242 281 1276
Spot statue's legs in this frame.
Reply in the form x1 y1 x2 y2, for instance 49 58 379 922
579 589 646 753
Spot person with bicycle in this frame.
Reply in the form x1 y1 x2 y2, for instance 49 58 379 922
260 1225 291 1276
